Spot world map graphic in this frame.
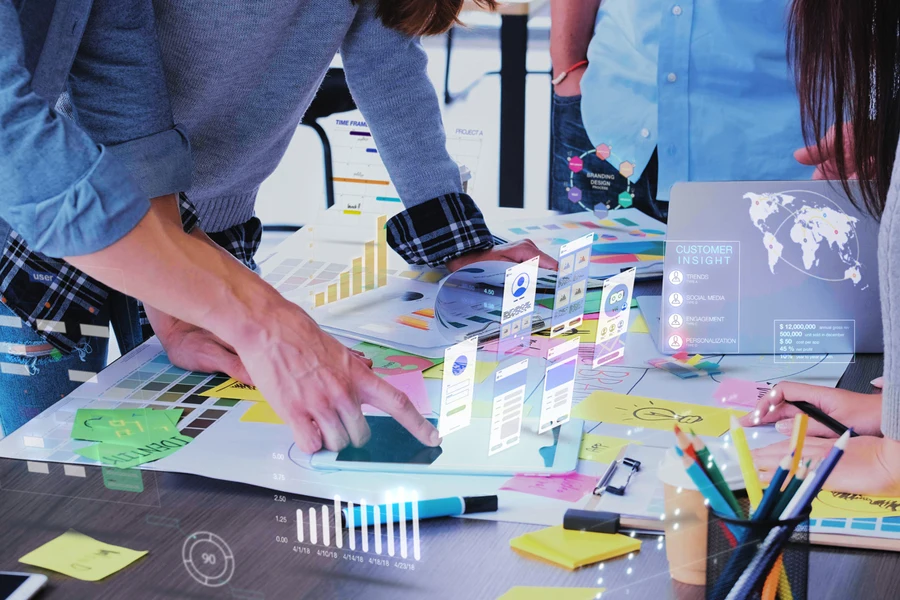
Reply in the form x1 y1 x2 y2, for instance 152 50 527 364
745 191 864 286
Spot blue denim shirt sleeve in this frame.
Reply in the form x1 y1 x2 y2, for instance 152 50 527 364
65 0 192 200
0 1 151 258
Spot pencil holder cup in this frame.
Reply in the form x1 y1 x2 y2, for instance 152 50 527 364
705 506 809 600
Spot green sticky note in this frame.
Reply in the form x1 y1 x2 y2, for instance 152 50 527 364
19 530 147 581
71 408 182 446
75 433 193 469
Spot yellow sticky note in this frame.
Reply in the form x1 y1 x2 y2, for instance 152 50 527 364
811 491 900 519
422 360 499 384
200 379 265 401
686 354 704 366
628 313 650 334
578 433 640 464
240 401 285 425
499 587 606 600
19 530 147 581
510 525 640 570
572 392 746 437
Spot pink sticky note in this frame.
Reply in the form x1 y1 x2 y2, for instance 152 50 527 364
500 472 597 503
363 371 432 416
672 350 689 361
713 378 771 407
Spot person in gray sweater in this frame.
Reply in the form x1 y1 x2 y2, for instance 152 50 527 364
742 0 900 496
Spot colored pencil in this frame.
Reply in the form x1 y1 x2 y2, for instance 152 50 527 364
780 430 850 520
753 452 792 521
689 429 744 518
680 453 738 519
673 424 699 462
726 433 850 600
785 414 808 486
730 415 763 509
771 460 809 519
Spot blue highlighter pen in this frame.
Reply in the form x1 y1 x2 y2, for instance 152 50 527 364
342 495 498 527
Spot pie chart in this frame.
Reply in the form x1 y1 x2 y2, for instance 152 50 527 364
451 355 468 376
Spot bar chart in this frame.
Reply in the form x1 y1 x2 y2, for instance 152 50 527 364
313 214 388 308
295 492 421 560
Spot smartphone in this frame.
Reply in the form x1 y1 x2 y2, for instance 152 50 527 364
0 572 47 600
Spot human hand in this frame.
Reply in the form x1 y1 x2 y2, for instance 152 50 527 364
231 297 440 454
146 304 255 385
553 67 584 98
738 382 883 438
794 123 858 180
445 239 558 272
751 436 900 496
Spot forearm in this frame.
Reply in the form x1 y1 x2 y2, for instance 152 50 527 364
64 205 277 349
550 0 601 74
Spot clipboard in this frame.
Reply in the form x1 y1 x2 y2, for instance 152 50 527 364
581 444 667 533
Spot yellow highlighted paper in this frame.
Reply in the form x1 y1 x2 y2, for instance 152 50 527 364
811 491 900 519
423 360 499 384
499 588 606 600
628 313 650 334
19 530 147 581
579 433 640 464
201 379 265 401
572 392 746 437
510 525 640 570
240 401 284 425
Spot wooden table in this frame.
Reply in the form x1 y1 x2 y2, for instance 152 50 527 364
454 0 550 210
1 281 895 599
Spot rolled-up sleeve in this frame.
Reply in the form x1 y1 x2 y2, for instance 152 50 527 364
64 0 191 199
0 2 150 258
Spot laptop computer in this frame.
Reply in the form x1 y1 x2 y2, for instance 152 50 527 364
659 180 881 355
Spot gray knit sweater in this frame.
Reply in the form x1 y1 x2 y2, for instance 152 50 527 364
881 141 900 440
152 0 462 233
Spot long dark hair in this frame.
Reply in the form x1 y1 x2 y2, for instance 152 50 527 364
789 0 900 218
353 0 497 36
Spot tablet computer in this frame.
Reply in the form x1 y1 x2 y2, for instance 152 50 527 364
310 416 582 476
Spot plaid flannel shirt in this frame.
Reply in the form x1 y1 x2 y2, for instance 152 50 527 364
386 192 495 267
0 196 202 354
0 191 489 354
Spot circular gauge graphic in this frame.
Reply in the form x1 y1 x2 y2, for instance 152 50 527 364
451 355 468 376
603 283 630 317
512 273 530 298
182 531 234 587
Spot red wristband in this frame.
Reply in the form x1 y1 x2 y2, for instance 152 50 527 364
552 60 589 85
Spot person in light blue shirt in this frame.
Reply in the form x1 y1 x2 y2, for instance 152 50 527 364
549 0 815 219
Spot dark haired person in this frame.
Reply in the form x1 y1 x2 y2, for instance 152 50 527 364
2 0 552 454
743 0 900 495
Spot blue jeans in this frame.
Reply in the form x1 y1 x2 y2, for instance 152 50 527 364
0 292 144 435
549 92 667 222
